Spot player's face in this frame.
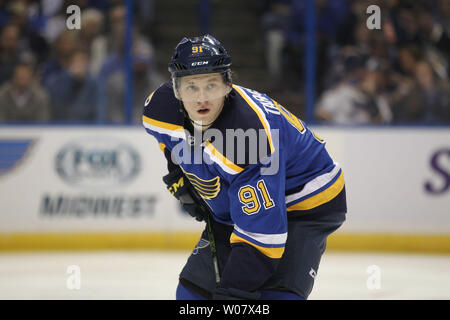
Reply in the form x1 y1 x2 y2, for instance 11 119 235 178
177 73 231 129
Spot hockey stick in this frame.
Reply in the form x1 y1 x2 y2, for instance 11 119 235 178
206 214 221 284
188 187 221 285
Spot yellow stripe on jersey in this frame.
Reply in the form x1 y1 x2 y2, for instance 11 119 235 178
144 91 155 106
287 171 345 211
273 100 306 134
313 132 324 143
158 142 166 153
142 115 185 132
232 85 275 153
205 141 244 174
230 232 285 259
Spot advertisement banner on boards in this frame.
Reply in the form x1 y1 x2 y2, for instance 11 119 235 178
0 126 202 233
0 126 449 235
316 126 450 234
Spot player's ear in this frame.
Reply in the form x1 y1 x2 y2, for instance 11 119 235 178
226 84 232 95
222 84 232 100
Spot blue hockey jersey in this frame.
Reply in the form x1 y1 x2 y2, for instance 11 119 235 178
143 83 344 258
142 82 344 261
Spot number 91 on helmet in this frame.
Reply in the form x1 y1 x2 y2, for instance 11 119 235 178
168 35 233 103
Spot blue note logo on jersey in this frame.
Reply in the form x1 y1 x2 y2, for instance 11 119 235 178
0 139 35 177
192 238 210 255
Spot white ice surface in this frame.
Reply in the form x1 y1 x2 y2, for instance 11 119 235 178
0 250 448 300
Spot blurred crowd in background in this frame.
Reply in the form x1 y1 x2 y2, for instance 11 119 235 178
0 0 448 125
261 0 449 124
0 0 163 124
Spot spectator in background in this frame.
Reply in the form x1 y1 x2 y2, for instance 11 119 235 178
321 18 374 89
314 0 450 125
315 55 392 125
0 24 21 85
416 5 450 60
135 0 155 42
105 33 163 124
95 3 164 124
395 45 421 78
39 0 100 44
6 0 49 64
437 0 450 35
40 29 78 87
261 0 350 92
261 0 290 88
45 50 100 122
98 4 127 80
79 8 107 75
386 44 420 105
0 62 50 122
392 61 450 124
391 3 420 45
40 0 68 44
402 5 449 83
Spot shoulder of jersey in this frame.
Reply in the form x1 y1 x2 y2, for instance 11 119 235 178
142 82 184 127
207 85 277 172
224 86 266 131
229 85 276 154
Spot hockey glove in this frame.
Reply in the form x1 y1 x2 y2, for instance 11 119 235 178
162 167 187 200
162 167 206 222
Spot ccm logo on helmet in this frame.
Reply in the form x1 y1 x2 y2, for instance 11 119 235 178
191 61 209 66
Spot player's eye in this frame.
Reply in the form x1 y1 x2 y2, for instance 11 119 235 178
206 83 217 90
186 85 198 92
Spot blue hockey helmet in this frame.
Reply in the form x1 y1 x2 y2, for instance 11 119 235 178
168 35 232 78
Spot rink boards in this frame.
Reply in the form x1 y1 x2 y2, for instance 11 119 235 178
0 125 449 253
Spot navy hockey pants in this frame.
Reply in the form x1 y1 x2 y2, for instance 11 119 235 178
178 188 346 300
176 282 303 300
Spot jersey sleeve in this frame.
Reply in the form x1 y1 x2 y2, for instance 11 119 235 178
141 84 185 173
158 142 180 173
218 152 287 292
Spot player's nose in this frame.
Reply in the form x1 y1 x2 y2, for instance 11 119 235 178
196 89 210 103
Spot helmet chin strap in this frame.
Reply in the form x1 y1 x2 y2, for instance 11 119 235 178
192 99 227 130
177 104 213 130
191 119 215 127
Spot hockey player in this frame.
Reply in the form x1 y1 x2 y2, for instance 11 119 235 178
142 35 347 300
